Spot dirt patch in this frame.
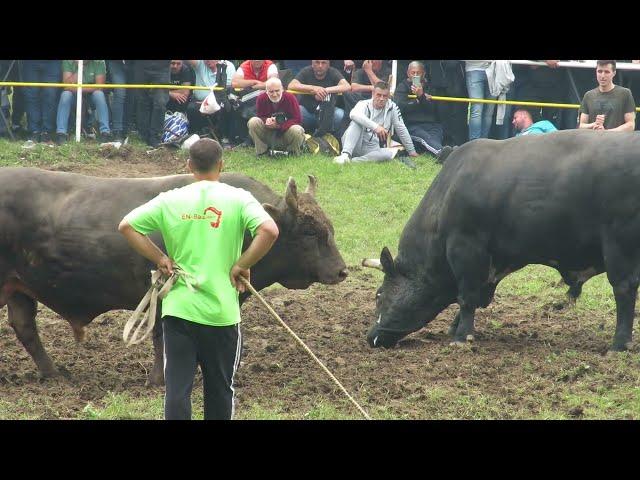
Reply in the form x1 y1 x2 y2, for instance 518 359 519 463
0 152 636 419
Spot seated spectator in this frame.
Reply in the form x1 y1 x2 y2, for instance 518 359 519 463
332 81 418 168
231 60 278 91
288 60 351 138
394 61 443 156
56 60 111 144
186 60 236 144
247 77 305 156
166 60 194 114
342 60 391 128
512 108 558 136
578 60 636 132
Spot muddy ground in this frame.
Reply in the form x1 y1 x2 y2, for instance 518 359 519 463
1 148 637 419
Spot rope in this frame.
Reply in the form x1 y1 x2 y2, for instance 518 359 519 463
123 266 198 347
239 277 372 420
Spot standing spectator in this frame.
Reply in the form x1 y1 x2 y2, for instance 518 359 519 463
288 60 351 137
166 60 194 114
55 60 112 144
22 60 61 143
465 60 496 141
118 138 279 420
247 77 305 156
425 60 468 146
512 108 558 136
578 60 636 132
395 61 443 156
106 60 132 142
333 81 418 168
134 60 171 148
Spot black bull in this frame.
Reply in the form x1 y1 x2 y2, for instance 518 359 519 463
365 129 640 351
0 168 347 384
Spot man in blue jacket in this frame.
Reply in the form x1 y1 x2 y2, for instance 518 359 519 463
512 108 558 136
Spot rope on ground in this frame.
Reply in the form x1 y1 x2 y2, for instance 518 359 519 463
123 267 198 347
239 276 372 420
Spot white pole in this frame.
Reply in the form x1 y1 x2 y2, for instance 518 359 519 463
75 60 83 142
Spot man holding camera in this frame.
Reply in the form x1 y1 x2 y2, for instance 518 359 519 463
247 77 305 156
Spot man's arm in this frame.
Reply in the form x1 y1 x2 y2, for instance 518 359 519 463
63 70 77 92
607 112 636 132
231 69 263 89
169 81 192 104
230 219 279 292
118 220 174 275
326 78 351 95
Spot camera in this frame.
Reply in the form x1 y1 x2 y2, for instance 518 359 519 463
273 112 287 125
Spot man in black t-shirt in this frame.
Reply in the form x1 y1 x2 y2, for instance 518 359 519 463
166 60 195 114
288 60 351 136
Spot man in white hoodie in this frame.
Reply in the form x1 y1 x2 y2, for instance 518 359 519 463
333 81 418 168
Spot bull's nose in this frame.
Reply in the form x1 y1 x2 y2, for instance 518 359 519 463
338 268 348 281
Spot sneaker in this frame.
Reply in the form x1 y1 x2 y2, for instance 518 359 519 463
40 132 53 144
56 133 68 145
333 152 351 165
99 131 113 142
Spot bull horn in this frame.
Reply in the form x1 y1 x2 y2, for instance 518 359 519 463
284 177 298 212
362 258 384 271
305 175 317 197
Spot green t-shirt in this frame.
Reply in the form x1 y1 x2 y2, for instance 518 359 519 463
124 180 272 326
62 60 107 84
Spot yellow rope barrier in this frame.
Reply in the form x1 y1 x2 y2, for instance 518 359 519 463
3 81 640 112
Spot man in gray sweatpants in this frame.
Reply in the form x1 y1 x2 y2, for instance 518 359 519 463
333 81 419 167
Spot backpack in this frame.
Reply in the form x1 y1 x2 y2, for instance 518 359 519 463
161 111 189 145
313 94 337 137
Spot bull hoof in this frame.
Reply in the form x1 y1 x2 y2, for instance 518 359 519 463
466 334 474 343
146 368 165 387
608 342 632 354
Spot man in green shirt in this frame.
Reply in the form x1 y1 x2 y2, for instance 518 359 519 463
118 138 279 420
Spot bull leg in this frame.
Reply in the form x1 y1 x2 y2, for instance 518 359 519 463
446 233 492 345
147 309 165 386
602 234 639 351
447 311 461 336
7 292 58 378
610 283 637 351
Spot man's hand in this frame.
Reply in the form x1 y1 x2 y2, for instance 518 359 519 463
265 117 278 129
157 255 175 276
174 92 189 104
313 86 329 101
374 125 388 141
545 60 560 68
408 151 419 157
344 60 355 73
411 84 425 98
230 264 250 293
362 60 373 74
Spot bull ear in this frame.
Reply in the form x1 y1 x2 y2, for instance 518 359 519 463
380 247 396 276
305 174 317 197
284 177 298 212
262 203 281 222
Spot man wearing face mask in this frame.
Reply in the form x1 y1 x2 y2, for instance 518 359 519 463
247 77 305 156
333 81 418 168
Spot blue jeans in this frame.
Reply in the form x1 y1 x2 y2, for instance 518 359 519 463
466 69 496 140
106 60 129 133
23 60 61 134
300 104 344 134
56 90 111 135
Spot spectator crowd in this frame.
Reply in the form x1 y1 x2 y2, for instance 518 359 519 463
0 60 637 165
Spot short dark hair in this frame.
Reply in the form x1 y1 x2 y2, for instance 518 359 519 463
513 108 533 119
597 60 616 71
373 81 389 91
189 138 223 172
